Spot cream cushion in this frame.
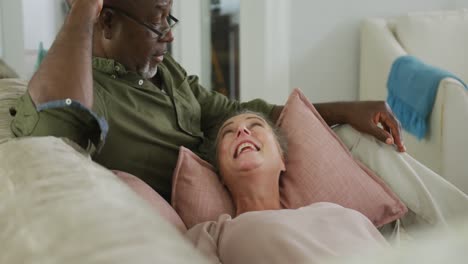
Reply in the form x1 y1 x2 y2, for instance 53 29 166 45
395 9 468 81
0 137 208 264
0 78 27 140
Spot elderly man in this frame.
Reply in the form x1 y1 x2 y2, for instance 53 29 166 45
10 0 405 201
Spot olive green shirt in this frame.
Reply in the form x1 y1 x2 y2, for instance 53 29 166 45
11 55 274 201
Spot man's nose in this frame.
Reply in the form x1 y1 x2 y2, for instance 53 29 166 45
236 126 251 137
160 30 175 43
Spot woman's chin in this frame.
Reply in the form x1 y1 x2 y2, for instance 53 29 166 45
235 156 263 172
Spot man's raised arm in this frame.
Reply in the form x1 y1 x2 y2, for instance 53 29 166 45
28 0 103 109
270 101 406 153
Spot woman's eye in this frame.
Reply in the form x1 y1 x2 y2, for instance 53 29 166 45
222 129 233 137
249 122 263 129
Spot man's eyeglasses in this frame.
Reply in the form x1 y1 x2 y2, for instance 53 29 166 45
103 5 179 40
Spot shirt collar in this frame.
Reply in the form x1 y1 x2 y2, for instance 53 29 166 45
92 57 129 76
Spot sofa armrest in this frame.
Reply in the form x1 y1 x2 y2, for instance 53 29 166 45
401 78 468 193
360 18 468 194
439 78 468 192
359 18 407 101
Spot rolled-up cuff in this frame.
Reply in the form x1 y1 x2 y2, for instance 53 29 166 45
11 92 108 153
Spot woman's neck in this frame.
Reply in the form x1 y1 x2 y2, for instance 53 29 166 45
235 196 281 216
231 182 282 216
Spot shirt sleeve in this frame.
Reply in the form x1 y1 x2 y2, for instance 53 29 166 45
10 89 108 154
185 221 222 264
188 75 276 137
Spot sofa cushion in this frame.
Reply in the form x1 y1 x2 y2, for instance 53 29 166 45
114 170 187 232
395 9 468 82
172 89 407 229
0 79 27 141
0 137 208 263
171 147 235 228
277 89 407 226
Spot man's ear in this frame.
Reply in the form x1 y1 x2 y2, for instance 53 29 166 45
99 9 116 39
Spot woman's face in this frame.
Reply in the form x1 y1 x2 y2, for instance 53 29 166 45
216 113 286 185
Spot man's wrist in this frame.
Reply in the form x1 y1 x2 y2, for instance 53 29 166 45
314 102 352 126
68 0 102 23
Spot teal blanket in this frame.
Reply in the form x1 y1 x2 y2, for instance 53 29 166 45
387 56 467 139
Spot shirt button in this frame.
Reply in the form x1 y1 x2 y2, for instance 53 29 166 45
65 98 72 105
138 80 144 86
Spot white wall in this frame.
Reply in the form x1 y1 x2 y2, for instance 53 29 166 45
22 0 64 78
171 0 211 88
0 0 63 78
1 0 24 76
0 0 3 57
290 0 467 103
23 0 63 50
240 0 291 105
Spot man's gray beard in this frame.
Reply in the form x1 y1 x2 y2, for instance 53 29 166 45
139 63 158 80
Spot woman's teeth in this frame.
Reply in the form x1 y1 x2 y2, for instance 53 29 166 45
236 142 257 157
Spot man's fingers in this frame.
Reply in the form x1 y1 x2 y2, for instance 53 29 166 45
380 113 406 152
370 123 394 145
380 112 406 152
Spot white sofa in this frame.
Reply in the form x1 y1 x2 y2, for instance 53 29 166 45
1 77 468 262
360 9 468 194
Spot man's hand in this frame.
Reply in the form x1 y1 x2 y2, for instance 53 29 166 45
311 101 406 152
345 101 406 152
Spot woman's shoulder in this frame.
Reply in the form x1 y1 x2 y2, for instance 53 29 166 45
186 214 233 237
185 214 232 263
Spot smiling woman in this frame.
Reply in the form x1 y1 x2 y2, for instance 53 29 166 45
215 112 287 214
185 111 389 264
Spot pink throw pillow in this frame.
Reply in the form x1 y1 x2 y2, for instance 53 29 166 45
277 89 407 226
114 171 187 232
171 89 407 229
171 149 234 228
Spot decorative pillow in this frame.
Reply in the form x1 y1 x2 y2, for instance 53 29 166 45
172 89 407 229
114 171 187 232
171 148 234 229
0 78 27 141
0 59 19 79
277 89 407 226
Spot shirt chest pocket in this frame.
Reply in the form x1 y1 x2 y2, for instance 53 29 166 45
173 80 203 137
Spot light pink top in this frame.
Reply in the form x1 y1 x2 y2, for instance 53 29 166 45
186 202 388 264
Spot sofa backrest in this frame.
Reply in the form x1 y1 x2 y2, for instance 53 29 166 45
0 78 27 141
394 9 468 82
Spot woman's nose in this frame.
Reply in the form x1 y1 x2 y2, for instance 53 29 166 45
236 126 251 137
